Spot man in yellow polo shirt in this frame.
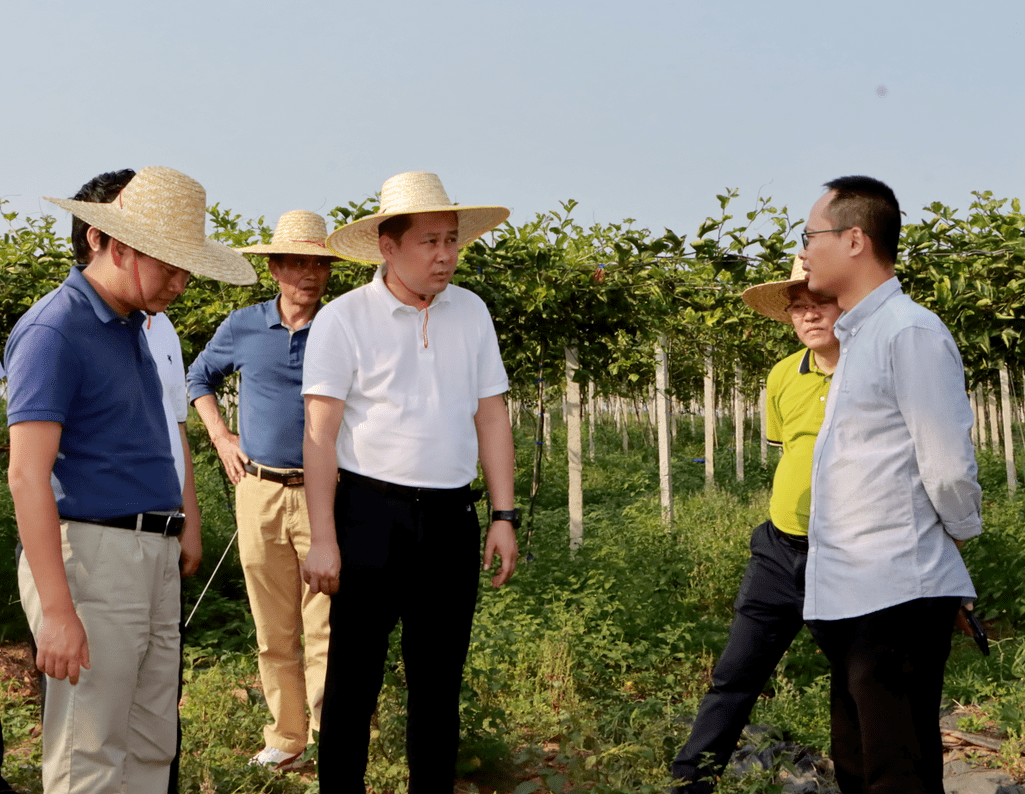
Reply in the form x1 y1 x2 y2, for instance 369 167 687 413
670 257 840 794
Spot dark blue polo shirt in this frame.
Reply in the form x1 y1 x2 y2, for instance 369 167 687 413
4 266 181 519
186 296 310 469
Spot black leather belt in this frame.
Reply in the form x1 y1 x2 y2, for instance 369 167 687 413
244 462 304 487
62 512 186 537
770 521 809 552
340 469 477 502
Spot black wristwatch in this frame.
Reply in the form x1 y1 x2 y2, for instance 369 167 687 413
491 508 521 529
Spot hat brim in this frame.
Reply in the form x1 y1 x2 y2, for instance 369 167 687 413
741 277 811 324
237 241 340 260
46 196 257 286
326 205 510 264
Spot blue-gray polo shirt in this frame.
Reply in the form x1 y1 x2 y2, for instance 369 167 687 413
4 266 181 519
186 296 310 469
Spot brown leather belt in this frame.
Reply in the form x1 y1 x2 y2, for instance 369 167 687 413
244 462 304 487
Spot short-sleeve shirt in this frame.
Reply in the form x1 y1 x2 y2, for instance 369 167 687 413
302 267 509 489
186 296 310 469
144 313 188 492
766 348 831 537
4 266 180 519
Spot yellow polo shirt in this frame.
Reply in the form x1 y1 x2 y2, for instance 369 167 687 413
766 348 832 537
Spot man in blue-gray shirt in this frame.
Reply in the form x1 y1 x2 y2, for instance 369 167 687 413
186 211 337 771
5 167 254 794
800 176 979 794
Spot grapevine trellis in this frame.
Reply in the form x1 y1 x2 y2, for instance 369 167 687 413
4 188 1025 547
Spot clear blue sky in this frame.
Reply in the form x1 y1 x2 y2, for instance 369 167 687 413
3 0 1023 254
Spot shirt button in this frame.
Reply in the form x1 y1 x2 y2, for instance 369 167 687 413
843 348 848 353
820 396 825 401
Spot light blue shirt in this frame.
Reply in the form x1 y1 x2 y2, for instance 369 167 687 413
186 296 312 469
804 277 979 621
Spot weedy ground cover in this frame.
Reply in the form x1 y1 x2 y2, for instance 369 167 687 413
1 413 1023 792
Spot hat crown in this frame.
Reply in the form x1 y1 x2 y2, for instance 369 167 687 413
115 166 208 244
270 210 329 247
379 172 452 215
788 256 807 282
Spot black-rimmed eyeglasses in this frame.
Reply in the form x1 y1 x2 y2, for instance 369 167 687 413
800 227 851 249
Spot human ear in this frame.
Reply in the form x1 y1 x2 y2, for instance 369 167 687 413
85 225 104 254
379 234 396 261
848 227 868 257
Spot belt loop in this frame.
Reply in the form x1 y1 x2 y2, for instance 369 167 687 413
255 464 263 481
135 513 143 533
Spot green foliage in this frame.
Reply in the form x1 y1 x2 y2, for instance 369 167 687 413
0 416 29 642
6 184 1025 790
960 478 1025 625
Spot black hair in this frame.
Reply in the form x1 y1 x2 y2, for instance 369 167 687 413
823 176 901 266
70 169 136 264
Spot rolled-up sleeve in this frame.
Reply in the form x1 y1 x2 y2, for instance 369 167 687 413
186 316 237 403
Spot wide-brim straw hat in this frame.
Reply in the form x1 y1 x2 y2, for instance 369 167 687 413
237 210 338 260
741 256 811 324
46 166 257 285
326 171 510 264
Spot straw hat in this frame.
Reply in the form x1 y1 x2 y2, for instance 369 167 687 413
326 171 510 264
237 210 338 259
741 256 811 324
46 166 257 285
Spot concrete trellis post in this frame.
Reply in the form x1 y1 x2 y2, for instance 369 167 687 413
565 346 583 551
999 365 1017 494
704 354 715 488
759 382 768 465
734 363 744 482
654 335 673 526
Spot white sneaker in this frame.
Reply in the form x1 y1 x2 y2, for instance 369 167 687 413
248 746 302 771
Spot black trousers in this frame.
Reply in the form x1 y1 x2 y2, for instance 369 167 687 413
317 476 482 794
671 520 808 793
808 597 960 794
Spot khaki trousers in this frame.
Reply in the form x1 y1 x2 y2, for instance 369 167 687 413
19 522 181 794
236 467 331 754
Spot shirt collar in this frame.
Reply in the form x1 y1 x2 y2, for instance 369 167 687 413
798 348 832 377
67 265 147 331
834 276 902 339
263 294 320 330
371 264 452 314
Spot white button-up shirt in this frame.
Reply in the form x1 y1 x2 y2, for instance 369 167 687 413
805 277 980 621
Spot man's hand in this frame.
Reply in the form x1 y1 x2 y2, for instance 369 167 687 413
179 521 202 577
211 432 249 485
302 539 342 596
483 521 518 588
36 608 90 684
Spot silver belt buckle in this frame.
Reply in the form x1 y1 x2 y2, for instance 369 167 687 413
164 512 186 536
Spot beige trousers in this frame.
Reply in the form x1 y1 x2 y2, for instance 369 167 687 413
236 467 331 754
19 522 181 794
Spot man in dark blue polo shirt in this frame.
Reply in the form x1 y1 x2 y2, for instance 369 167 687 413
4 167 254 794
186 211 336 770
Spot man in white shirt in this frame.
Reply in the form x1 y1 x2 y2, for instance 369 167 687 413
800 175 979 794
301 172 517 793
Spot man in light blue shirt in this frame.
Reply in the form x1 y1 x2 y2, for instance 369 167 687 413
800 176 979 794
187 211 336 770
